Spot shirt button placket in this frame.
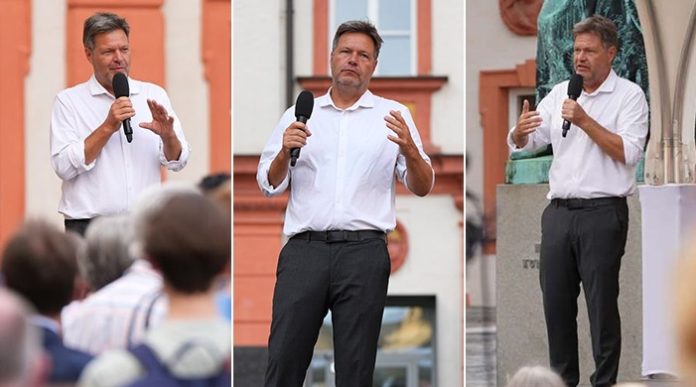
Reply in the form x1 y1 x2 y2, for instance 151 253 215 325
336 111 347 212
123 139 133 208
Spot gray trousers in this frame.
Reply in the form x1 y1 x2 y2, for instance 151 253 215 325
264 236 390 387
540 198 628 387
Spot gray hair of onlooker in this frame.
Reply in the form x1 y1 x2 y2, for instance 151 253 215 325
573 15 619 50
80 215 136 291
331 20 383 59
505 366 565 387
129 181 200 260
83 12 130 51
0 289 44 386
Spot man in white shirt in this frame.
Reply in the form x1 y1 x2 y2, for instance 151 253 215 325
509 15 649 387
50 12 190 235
257 20 434 387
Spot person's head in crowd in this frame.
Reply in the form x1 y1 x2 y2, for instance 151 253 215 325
0 289 48 387
142 192 230 295
505 365 565 387
198 172 230 213
197 172 230 193
80 215 135 291
2 220 80 318
129 181 200 262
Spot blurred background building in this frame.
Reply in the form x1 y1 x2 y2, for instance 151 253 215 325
233 1 464 386
466 0 538 309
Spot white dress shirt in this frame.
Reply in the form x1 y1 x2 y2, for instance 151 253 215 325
508 70 648 199
50 75 190 219
61 259 166 355
257 90 432 236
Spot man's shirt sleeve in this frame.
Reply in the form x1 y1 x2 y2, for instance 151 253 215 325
50 94 96 181
257 108 294 197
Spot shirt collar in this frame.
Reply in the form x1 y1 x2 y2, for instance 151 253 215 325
583 69 617 96
88 74 142 97
30 315 60 334
318 88 375 111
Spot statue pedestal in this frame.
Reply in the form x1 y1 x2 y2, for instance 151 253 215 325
496 184 643 385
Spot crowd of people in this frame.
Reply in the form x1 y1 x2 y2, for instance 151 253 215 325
0 174 231 387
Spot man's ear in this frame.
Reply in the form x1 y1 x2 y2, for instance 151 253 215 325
370 59 378 76
608 46 617 63
84 47 93 62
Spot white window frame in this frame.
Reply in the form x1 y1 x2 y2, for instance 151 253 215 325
329 0 418 76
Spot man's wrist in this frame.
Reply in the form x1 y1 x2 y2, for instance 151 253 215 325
277 148 291 163
160 132 179 142
402 145 421 161
512 132 525 148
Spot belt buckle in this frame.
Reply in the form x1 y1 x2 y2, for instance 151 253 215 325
567 199 584 210
326 231 346 243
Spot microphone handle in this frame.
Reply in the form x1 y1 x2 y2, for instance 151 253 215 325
562 119 571 137
289 115 309 167
123 118 133 143
561 95 578 138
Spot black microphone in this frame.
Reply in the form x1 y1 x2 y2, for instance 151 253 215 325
562 74 583 138
290 90 314 167
112 72 133 143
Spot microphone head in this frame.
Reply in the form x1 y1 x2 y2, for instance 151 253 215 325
112 72 130 98
295 90 314 120
568 74 583 98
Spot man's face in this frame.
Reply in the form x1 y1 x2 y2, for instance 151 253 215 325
573 32 616 90
85 29 131 93
330 32 378 91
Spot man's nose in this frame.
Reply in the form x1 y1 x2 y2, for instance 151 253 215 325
114 50 124 63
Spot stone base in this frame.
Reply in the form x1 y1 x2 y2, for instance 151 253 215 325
234 346 268 386
496 184 642 386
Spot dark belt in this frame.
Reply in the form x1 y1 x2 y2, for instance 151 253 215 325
291 230 386 243
551 196 625 209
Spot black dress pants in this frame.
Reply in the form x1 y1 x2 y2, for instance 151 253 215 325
264 234 391 387
540 198 628 387
64 218 93 237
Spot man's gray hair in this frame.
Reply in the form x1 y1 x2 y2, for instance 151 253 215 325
80 215 136 291
573 15 619 50
83 12 130 51
505 366 566 387
331 20 383 59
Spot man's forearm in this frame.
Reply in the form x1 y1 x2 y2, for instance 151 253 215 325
84 124 117 164
268 149 290 188
405 154 434 197
580 117 625 164
162 135 182 161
